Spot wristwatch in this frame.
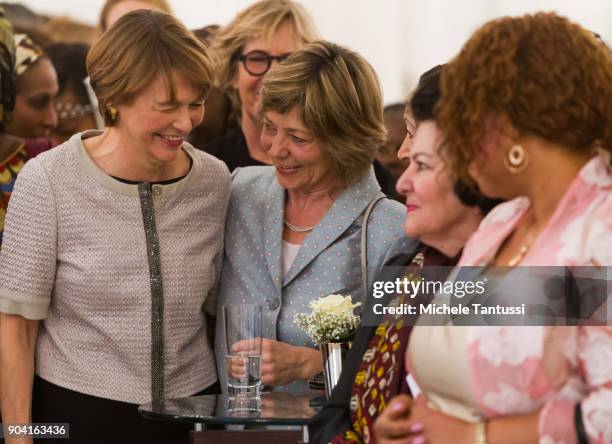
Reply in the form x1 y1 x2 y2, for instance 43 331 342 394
474 421 488 444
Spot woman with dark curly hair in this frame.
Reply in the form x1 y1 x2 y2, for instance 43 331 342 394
374 12 611 444
309 65 499 444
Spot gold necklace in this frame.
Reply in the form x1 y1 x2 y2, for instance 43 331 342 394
507 244 530 267
283 219 315 232
505 210 538 267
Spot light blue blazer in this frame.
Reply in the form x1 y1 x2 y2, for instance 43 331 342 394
214 166 415 383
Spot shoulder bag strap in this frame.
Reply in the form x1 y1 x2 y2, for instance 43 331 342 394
360 194 387 298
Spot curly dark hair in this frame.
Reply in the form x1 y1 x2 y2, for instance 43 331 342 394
436 12 612 183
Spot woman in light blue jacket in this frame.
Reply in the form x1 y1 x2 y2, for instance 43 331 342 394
215 41 415 389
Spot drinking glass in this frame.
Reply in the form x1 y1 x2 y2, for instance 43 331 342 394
223 304 263 398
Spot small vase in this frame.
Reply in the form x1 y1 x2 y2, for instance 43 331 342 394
319 341 351 399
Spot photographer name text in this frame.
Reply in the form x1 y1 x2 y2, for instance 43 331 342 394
372 302 527 316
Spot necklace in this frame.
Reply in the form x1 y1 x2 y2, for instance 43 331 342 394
283 219 315 233
507 244 530 267
504 208 539 267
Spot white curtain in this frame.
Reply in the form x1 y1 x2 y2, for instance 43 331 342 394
17 0 612 104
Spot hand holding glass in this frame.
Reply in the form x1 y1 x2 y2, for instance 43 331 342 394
224 304 263 399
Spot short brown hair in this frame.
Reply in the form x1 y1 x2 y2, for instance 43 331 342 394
98 0 172 32
437 12 612 183
261 40 386 185
87 9 212 126
211 0 319 91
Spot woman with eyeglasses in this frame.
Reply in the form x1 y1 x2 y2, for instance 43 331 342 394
214 40 414 390
206 0 318 173
206 0 397 196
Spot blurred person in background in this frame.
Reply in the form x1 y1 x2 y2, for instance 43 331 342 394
0 10 229 444
378 103 411 181
44 16 98 45
5 33 58 156
45 42 96 143
206 0 318 170
99 0 173 32
0 9 27 251
374 12 611 444
375 102 412 200
216 40 413 391
188 24 237 147
0 2 48 41
208 0 397 196
0 3 46 26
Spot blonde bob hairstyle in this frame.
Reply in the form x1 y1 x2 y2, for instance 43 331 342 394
211 0 319 91
261 40 386 186
87 9 212 126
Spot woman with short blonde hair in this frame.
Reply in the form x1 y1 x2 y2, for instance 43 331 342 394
0 10 229 444
88 8 212 125
261 40 386 185
215 40 412 390
204 0 319 171
212 0 318 91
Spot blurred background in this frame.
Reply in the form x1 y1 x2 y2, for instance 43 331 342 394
8 0 612 104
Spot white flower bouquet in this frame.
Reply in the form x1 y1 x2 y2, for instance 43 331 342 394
294 294 361 345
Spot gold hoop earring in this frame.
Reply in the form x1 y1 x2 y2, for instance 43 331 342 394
109 106 118 122
504 144 528 174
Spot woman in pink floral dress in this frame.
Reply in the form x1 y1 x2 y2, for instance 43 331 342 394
374 12 611 444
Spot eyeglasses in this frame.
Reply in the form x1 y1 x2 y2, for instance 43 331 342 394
236 50 291 76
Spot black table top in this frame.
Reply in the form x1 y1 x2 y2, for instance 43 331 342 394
139 385 325 426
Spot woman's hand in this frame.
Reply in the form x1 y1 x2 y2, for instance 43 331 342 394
374 395 474 444
373 394 419 444
405 403 474 444
229 339 322 386
259 339 322 386
0 314 39 444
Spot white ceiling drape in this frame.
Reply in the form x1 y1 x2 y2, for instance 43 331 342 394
16 0 612 104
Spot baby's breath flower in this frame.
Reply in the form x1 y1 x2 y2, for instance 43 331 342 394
294 294 361 345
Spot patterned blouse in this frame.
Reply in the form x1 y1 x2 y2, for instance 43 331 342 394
0 143 28 248
407 152 612 444
332 247 458 444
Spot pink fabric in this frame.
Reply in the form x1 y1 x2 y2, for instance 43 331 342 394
410 152 612 444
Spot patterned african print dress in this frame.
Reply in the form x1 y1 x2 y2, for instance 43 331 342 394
332 247 458 444
0 143 28 247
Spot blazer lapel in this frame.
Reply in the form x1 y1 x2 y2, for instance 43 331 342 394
283 168 381 287
262 177 285 293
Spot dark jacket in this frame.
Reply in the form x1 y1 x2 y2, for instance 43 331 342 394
308 251 421 444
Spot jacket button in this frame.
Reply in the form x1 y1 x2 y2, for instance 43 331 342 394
268 298 280 310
